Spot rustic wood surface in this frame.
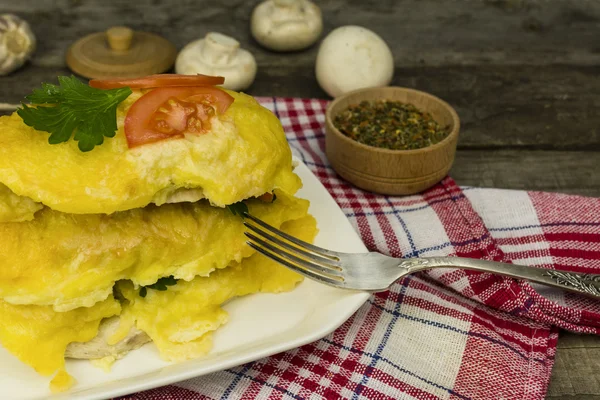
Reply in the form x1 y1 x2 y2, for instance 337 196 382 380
1 0 599 398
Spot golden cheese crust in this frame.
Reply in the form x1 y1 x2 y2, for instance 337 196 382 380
0 216 316 392
0 90 301 214
0 191 309 311
0 86 315 393
115 215 316 362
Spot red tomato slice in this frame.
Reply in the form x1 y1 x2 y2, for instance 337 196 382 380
257 192 275 202
124 86 234 148
89 74 225 89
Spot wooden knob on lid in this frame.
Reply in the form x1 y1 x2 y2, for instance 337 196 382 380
66 26 177 79
106 26 133 51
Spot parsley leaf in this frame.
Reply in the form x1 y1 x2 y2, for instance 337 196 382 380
139 276 178 298
17 76 132 152
227 201 249 217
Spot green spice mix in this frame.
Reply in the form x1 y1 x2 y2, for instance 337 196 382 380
333 100 450 150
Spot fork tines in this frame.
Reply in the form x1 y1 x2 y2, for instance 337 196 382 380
242 212 345 286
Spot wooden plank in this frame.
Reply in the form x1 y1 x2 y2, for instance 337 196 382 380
2 65 600 151
253 64 600 151
558 332 600 349
3 0 600 68
450 149 600 196
253 63 600 155
1 100 597 197
548 332 600 398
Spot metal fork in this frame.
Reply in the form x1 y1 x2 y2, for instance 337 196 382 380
243 213 600 299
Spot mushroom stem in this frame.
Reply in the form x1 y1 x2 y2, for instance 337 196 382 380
0 103 19 111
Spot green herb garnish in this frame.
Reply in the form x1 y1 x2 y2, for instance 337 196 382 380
17 76 132 152
333 100 450 150
227 201 249 217
139 275 178 298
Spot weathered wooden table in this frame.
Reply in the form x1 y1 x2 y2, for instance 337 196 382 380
1 0 599 398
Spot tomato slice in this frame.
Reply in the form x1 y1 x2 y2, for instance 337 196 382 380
89 74 225 89
124 86 234 148
257 192 275 203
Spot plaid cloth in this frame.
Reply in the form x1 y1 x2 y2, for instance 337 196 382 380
117 97 600 400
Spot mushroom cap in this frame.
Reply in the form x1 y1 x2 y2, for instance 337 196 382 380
0 14 36 75
251 0 323 52
175 32 257 91
315 25 394 98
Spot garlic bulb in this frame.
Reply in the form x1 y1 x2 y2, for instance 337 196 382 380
0 14 35 76
315 26 394 98
251 0 322 52
175 32 257 91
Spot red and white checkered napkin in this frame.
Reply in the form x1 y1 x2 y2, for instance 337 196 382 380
119 98 600 400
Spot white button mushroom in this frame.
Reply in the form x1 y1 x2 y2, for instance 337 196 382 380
315 26 394 98
0 14 36 76
251 0 322 52
175 32 257 91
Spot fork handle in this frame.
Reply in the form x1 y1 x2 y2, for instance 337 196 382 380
401 256 600 299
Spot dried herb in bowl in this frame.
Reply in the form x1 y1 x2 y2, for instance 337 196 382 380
333 100 450 150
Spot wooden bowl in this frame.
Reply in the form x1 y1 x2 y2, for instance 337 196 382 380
325 86 460 195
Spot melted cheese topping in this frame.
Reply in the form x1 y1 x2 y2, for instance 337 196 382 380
0 90 300 214
0 191 309 311
0 296 120 392
115 215 317 362
0 216 315 393
0 183 42 222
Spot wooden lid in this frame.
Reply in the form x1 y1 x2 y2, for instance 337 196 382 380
66 26 177 79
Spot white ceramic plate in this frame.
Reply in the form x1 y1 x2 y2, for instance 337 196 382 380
0 160 370 400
